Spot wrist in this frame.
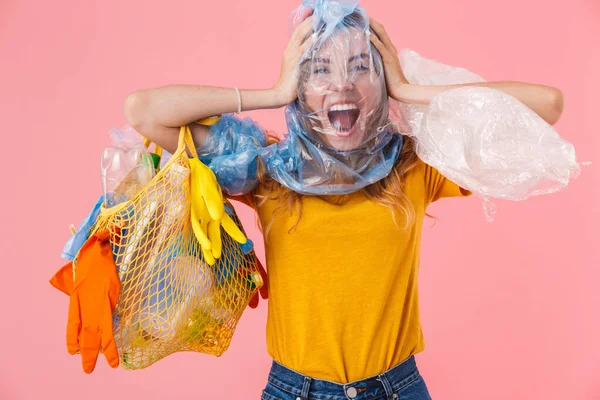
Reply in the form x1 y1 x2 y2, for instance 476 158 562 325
233 88 290 112
389 82 414 103
269 87 293 108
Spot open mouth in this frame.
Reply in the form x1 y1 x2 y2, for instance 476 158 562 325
327 103 360 136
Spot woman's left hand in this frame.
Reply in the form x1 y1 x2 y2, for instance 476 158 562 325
369 17 410 102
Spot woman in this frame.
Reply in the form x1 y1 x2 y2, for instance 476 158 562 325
124 3 563 399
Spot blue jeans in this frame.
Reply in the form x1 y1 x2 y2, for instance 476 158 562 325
261 355 432 400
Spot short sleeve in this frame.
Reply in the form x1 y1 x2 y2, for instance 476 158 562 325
196 113 268 196
422 159 472 203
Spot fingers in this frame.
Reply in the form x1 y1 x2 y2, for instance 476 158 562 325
299 35 314 55
66 293 81 355
290 6 313 32
195 202 216 265
369 17 396 51
369 31 385 55
248 258 268 309
293 34 314 69
221 213 247 244
290 14 314 49
248 292 259 308
103 338 120 369
256 258 268 300
292 13 313 38
190 158 221 222
101 301 120 369
208 220 222 259
202 245 216 266
196 161 224 220
80 327 101 374
300 7 314 22
191 200 212 250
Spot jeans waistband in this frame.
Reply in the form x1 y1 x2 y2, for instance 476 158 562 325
267 355 420 400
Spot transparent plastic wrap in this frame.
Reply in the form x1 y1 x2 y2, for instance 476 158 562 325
199 0 585 212
396 48 588 220
101 125 155 208
197 0 406 195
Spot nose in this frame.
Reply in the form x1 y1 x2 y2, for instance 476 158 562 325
329 72 354 92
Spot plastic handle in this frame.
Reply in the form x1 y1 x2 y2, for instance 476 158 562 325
178 125 199 159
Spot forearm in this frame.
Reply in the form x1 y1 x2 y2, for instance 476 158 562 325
393 81 564 125
125 85 287 128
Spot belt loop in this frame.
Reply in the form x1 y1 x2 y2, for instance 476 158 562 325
300 376 312 400
377 373 394 399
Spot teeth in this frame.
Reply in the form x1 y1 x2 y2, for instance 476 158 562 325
329 103 357 111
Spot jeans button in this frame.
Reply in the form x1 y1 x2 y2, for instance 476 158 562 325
346 386 358 398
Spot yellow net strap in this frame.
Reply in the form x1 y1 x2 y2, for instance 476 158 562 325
179 125 198 159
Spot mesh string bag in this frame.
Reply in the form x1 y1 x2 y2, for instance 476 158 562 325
77 125 264 370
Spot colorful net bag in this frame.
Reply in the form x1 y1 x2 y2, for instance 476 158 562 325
77 124 264 369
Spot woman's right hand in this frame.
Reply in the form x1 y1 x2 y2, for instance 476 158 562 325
272 13 314 105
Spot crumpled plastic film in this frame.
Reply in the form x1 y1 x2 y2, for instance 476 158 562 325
197 0 406 196
396 48 586 220
199 1 586 211
196 114 268 196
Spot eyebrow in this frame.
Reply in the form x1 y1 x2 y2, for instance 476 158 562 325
313 53 369 64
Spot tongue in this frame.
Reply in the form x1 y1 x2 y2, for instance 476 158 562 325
328 109 359 131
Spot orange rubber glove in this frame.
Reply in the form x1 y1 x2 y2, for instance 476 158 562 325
247 258 268 309
50 229 121 374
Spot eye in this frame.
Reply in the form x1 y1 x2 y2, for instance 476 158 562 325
313 67 329 74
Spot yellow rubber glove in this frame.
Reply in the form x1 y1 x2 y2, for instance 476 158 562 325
189 158 247 265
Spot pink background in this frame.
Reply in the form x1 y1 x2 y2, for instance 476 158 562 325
1 0 598 399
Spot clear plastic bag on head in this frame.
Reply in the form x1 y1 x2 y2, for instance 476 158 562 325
198 0 406 196
290 0 403 147
285 0 409 193
101 125 155 207
396 48 586 220
200 0 585 204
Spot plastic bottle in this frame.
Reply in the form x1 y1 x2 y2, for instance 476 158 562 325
101 126 155 208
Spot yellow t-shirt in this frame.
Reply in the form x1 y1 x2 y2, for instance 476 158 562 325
233 158 471 384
